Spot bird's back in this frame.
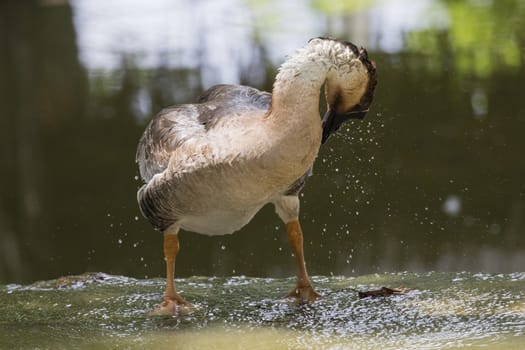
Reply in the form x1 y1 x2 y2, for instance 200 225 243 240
136 84 271 182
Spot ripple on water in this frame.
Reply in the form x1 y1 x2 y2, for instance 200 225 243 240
1 272 524 349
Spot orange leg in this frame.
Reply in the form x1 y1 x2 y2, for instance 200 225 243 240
163 233 188 303
148 231 193 316
285 219 320 302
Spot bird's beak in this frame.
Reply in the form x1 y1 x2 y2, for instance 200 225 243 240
321 108 369 144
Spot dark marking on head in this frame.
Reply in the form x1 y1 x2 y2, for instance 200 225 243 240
310 37 360 56
357 47 378 111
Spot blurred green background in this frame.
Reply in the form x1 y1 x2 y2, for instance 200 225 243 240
1 0 524 284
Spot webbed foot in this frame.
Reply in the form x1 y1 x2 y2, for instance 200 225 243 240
148 295 196 316
286 284 321 303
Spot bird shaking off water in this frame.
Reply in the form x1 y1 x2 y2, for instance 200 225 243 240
136 37 377 315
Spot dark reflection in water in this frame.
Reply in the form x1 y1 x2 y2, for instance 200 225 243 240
1 0 524 284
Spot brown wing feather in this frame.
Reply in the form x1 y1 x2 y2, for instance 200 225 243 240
135 85 271 183
136 105 199 182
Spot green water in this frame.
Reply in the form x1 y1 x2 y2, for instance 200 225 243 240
2 272 524 349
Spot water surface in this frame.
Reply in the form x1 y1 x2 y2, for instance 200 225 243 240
2 272 524 349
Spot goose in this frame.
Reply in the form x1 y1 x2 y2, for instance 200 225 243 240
136 37 377 315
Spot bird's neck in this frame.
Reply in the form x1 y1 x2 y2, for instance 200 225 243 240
260 45 333 183
270 46 331 123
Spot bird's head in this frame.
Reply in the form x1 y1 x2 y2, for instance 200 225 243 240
313 38 378 143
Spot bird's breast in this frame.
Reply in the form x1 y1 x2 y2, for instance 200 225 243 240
179 206 263 236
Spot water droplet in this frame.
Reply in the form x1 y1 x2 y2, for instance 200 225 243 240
443 195 461 217
221 245 226 250
134 216 139 221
